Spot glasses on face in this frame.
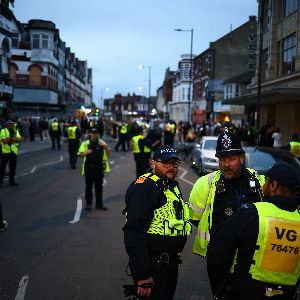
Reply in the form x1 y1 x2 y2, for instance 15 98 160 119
90 131 98 134
155 160 180 168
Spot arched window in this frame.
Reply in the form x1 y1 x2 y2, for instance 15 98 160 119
9 64 18 83
1 39 9 74
29 65 42 86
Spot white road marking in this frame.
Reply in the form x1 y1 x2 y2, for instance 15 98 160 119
15 274 29 300
69 198 82 224
30 166 37 174
109 160 115 164
179 167 194 186
103 178 107 186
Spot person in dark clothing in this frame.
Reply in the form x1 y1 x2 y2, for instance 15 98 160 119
67 120 81 169
115 121 128 152
207 162 300 300
78 128 110 211
28 118 36 142
123 146 192 299
146 121 162 151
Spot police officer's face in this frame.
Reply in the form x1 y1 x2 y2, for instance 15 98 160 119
151 159 180 180
219 155 244 179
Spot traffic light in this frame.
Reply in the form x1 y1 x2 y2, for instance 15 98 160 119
95 108 100 116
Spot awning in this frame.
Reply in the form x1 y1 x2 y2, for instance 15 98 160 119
223 87 300 106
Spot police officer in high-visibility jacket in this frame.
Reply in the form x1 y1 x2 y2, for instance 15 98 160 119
123 146 192 299
49 118 61 150
78 127 110 211
189 129 264 257
287 133 300 161
0 120 21 188
68 120 81 169
132 126 151 178
207 162 300 300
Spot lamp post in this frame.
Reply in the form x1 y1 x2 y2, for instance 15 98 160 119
138 64 151 120
100 87 109 110
174 28 194 124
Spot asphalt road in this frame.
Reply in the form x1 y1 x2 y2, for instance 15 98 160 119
0 144 212 300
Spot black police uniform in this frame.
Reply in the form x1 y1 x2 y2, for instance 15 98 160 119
123 176 187 300
207 196 299 300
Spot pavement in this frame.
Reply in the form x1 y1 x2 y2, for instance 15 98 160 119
18 138 54 155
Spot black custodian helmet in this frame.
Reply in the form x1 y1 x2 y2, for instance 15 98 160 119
215 129 245 158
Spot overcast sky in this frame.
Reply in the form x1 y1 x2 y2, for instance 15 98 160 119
13 1 258 107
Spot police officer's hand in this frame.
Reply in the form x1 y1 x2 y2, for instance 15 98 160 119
137 277 154 298
85 149 93 155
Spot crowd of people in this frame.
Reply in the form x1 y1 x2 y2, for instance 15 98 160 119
0 114 299 299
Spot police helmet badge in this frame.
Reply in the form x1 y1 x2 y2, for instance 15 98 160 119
222 134 232 149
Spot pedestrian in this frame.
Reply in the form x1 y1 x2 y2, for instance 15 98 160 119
189 129 265 257
78 127 110 211
114 121 128 152
271 127 282 148
145 121 162 151
68 120 81 169
39 116 50 143
49 118 61 150
0 200 8 232
207 162 300 300
0 119 21 188
132 126 152 178
123 145 192 299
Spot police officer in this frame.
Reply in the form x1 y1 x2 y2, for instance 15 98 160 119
207 162 300 300
68 120 81 169
78 128 110 211
0 119 21 188
287 133 300 161
123 145 192 299
49 118 61 150
132 126 151 178
189 129 265 257
115 121 128 152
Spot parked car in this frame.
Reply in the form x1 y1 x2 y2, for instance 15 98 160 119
189 139 300 176
189 136 218 175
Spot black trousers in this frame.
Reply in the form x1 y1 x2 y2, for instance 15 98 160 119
68 142 79 167
134 154 150 178
51 135 61 150
0 153 17 184
115 135 126 151
84 164 104 207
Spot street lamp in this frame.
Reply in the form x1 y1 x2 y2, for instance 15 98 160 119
138 64 151 119
174 28 194 124
100 87 109 109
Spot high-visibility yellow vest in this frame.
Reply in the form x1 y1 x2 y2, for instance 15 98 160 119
290 141 300 158
120 124 128 134
77 139 110 175
68 126 77 140
132 135 151 153
249 202 300 285
0 128 21 155
170 123 176 135
52 122 59 131
189 169 265 257
134 173 192 236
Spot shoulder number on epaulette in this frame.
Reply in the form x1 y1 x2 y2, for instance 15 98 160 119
135 176 147 184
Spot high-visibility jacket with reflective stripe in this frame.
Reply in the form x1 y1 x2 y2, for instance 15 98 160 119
250 202 300 285
138 173 192 236
290 141 300 158
77 139 110 175
0 128 21 155
189 168 265 257
68 126 77 139
132 135 151 153
120 124 128 134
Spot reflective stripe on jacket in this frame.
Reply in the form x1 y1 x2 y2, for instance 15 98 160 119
0 128 21 155
77 139 110 175
140 173 192 237
250 202 300 285
132 135 151 153
189 169 265 257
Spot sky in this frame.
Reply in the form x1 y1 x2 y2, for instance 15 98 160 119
13 0 258 107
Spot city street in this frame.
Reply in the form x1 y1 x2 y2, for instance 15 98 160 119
0 142 212 300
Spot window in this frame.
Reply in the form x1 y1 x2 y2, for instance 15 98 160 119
235 85 240 97
263 0 271 32
282 33 296 74
42 34 49 48
11 32 19 48
284 0 299 17
1 43 9 74
32 34 39 49
182 87 185 100
32 34 50 49
29 65 42 86
10 64 17 82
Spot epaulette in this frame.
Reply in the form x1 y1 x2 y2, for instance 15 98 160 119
134 176 148 184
